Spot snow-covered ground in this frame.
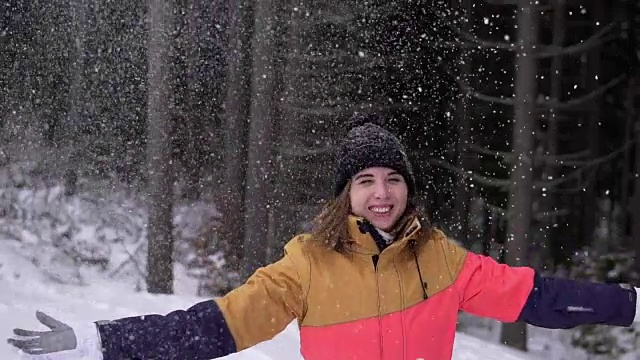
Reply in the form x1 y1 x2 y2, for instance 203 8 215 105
0 239 539 360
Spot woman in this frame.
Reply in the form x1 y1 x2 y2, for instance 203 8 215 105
8 113 640 360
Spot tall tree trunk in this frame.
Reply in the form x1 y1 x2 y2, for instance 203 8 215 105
633 114 640 261
269 0 305 263
621 77 634 250
146 0 174 294
181 0 204 201
65 0 88 141
500 0 538 350
218 0 252 273
623 0 640 273
267 0 294 263
452 0 473 247
582 1 605 250
544 0 565 269
242 0 280 278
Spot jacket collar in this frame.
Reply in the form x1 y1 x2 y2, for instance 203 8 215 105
346 214 422 254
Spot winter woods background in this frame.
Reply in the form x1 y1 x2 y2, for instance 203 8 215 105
1 0 640 357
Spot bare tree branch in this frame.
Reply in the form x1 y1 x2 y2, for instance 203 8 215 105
535 208 571 219
281 104 347 116
550 75 627 110
429 139 636 191
278 143 335 157
282 101 428 116
456 74 626 109
535 141 634 189
469 144 514 160
469 144 594 165
469 145 603 167
426 157 511 189
286 50 355 63
481 202 569 222
539 149 590 163
299 2 401 27
443 22 618 59
438 4 619 60
295 58 386 75
543 139 636 167
535 165 587 189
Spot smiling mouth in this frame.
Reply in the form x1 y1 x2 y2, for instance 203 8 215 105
369 205 393 214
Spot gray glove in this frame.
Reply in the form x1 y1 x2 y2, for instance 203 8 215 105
7 311 78 355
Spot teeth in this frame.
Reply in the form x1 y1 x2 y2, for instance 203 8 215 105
371 206 391 213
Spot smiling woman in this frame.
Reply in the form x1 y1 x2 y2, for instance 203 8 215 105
8 112 640 360
349 167 408 231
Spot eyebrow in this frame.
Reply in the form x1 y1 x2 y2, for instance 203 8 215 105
353 173 373 181
353 171 400 181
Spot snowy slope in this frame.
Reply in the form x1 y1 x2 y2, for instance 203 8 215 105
0 242 538 360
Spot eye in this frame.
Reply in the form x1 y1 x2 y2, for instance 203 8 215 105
357 179 372 185
388 177 403 183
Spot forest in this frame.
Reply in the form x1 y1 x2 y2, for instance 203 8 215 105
1 0 639 354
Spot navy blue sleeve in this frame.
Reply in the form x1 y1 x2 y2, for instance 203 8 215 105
96 299 236 360
517 273 637 329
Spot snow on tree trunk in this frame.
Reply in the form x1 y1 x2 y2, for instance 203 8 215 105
242 0 280 279
65 0 89 141
218 0 252 274
146 0 174 295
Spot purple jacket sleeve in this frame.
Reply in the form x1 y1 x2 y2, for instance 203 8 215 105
517 273 637 328
95 299 236 360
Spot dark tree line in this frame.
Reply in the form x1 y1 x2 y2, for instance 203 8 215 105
1 0 639 351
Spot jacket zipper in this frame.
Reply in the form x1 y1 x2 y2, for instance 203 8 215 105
372 254 383 359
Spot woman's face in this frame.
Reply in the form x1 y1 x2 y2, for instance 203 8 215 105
349 167 408 232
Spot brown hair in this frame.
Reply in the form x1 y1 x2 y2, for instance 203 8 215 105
309 181 353 252
309 181 430 252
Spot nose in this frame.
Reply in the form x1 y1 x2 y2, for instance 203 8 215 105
373 182 389 199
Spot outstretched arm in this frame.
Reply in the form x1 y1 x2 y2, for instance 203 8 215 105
443 239 638 328
96 298 235 359
97 241 305 359
8 238 307 359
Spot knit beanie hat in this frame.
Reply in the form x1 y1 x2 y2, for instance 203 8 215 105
333 112 416 197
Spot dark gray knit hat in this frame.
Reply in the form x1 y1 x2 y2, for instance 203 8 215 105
334 112 415 197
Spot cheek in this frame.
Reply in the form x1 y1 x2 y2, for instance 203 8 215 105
392 187 408 208
349 189 367 214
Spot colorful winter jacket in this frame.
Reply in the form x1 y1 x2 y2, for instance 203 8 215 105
96 215 638 360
